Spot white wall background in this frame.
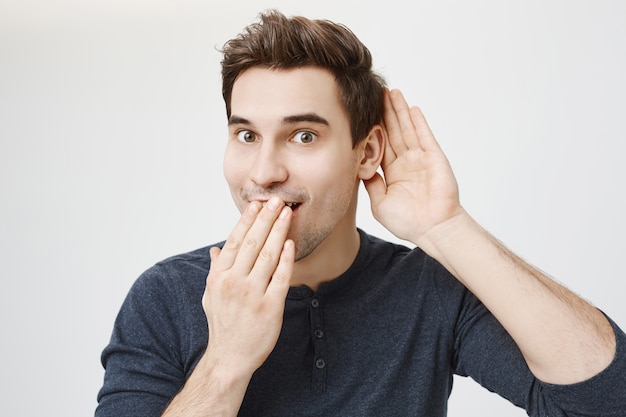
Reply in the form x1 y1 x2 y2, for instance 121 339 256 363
1 0 625 415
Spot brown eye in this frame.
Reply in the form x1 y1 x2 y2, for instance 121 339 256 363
236 130 257 143
293 131 317 144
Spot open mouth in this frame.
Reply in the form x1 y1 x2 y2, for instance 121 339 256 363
260 201 302 211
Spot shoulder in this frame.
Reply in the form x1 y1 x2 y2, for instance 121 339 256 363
360 230 469 307
360 230 451 282
129 241 224 299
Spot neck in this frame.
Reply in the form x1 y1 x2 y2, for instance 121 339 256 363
291 196 361 292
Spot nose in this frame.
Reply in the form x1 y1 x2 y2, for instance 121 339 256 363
249 142 288 188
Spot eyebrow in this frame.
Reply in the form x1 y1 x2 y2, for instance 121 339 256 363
228 113 330 127
228 115 252 126
282 113 329 126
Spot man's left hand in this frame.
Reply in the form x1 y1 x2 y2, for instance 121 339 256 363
364 89 464 246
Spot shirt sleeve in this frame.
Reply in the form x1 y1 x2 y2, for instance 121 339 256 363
536 315 626 416
95 265 188 417
452 280 626 416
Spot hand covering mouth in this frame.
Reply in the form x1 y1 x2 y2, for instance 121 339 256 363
261 201 301 210
243 189 309 211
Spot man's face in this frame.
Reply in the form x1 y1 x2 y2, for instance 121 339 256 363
224 66 361 261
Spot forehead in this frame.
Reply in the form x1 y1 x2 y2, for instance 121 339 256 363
230 67 346 122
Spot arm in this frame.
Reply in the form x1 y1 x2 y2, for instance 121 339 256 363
422 213 615 384
364 89 616 384
162 197 294 416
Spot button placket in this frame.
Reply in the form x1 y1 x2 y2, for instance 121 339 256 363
309 296 326 392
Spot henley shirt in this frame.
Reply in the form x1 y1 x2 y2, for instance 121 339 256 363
96 229 626 416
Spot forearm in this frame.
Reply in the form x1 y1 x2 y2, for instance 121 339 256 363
161 350 252 417
417 209 616 384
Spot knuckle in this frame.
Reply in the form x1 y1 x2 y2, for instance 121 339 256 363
221 276 237 293
243 237 259 250
224 237 242 251
258 247 275 262
206 269 236 292
271 271 286 284
206 274 222 292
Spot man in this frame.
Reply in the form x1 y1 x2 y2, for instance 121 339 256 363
96 10 626 417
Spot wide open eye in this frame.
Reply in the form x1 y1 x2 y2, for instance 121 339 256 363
293 131 317 144
236 130 257 143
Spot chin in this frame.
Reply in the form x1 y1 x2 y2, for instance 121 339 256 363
290 227 332 262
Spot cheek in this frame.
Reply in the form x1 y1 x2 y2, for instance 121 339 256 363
223 148 243 186
325 148 359 179
223 151 247 210
223 163 237 187
307 154 359 197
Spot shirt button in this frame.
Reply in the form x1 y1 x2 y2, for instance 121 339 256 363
314 329 324 339
315 358 326 369
311 298 320 308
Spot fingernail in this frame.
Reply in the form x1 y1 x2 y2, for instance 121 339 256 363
279 206 291 219
247 202 259 214
267 196 281 210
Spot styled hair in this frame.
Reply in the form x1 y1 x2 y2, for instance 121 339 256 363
220 10 386 147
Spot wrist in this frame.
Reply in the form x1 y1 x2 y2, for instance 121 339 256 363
413 208 477 260
195 348 256 391
160 349 254 417
412 208 494 284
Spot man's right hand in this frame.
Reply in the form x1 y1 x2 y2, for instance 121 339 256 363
203 195 294 376
161 196 294 417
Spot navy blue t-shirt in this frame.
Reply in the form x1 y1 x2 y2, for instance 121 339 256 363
96 230 626 416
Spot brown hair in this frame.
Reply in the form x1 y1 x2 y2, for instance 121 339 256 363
220 10 386 147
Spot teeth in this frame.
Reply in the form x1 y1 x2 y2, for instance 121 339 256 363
259 201 299 208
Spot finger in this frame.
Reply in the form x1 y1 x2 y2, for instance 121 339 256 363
232 196 288 275
249 205 293 291
388 89 423 152
380 120 397 169
265 239 295 302
383 88 408 155
205 246 222 289
409 106 443 153
209 246 221 263
215 201 262 270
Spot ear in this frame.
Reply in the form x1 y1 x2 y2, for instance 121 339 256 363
357 124 385 180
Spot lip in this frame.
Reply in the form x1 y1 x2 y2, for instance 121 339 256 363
244 191 308 214
257 200 302 211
